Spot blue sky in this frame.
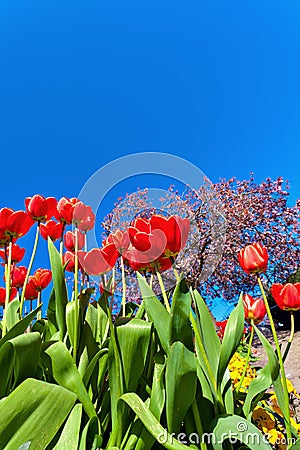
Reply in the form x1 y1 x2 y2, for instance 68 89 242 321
0 1 299 317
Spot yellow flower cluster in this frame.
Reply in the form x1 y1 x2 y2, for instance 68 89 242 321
252 406 287 450
228 351 300 449
228 351 257 391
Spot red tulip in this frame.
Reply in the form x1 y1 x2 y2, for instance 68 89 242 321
0 208 33 241
216 320 228 339
63 251 86 272
73 202 95 231
125 214 190 273
150 215 190 256
79 244 119 276
24 280 39 300
30 268 52 291
103 229 130 255
9 265 27 288
25 195 57 222
0 287 17 305
39 220 64 242
238 243 268 275
64 230 85 252
0 244 25 264
243 293 267 324
271 283 300 311
55 197 81 225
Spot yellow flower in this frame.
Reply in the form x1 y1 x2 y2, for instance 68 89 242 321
252 406 275 431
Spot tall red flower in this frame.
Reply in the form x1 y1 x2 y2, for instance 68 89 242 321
64 230 85 252
9 266 27 288
40 220 64 242
124 214 190 273
271 283 300 311
0 244 25 264
243 293 266 324
29 268 52 291
215 320 228 339
22 269 52 300
25 195 57 222
79 244 119 276
72 202 95 231
238 243 268 275
54 197 81 225
24 280 39 300
63 251 86 273
0 287 17 306
0 208 33 242
103 229 130 255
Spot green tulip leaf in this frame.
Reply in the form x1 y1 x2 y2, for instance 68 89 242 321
120 392 192 450
0 304 42 349
243 364 272 419
290 439 300 449
6 298 21 331
165 341 197 434
0 378 76 450
193 289 221 378
43 340 97 420
48 238 68 339
137 272 170 354
53 404 82 450
211 414 272 450
217 294 245 385
0 332 41 397
169 278 193 352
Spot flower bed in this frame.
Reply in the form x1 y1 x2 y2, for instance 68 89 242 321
0 194 299 450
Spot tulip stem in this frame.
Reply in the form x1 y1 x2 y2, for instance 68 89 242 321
283 312 295 363
120 256 126 316
73 228 79 363
172 263 180 282
236 322 254 393
156 269 171 313
37 292 42 320
59 224 65 259
19 224 40 319
257 276 292 441
2 240 13 336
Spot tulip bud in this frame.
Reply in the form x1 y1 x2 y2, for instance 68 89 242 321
238 243 268 275
271 283 300 311
243 293 266 324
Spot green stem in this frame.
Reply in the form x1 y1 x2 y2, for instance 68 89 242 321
120 256 126 316
283 311 294 363
191 399 207 450
156 269 171 313
257 276 292 442
172 262 180 282
236 323 254 393
149 273 153 289
103 274 124 448
2 240 13 336
37 291 42 320
19 224 40 318
73 228 79 363
59 223 65 259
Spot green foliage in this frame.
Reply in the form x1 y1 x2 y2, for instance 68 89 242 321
0 239 294 449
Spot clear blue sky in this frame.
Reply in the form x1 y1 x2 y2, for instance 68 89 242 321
0 1 299 317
